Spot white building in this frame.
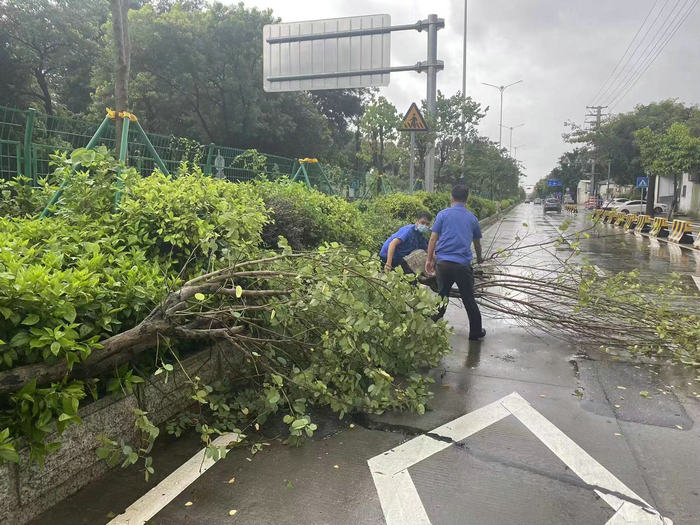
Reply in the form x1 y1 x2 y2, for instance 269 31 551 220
577 179 591 204
655 174 700 217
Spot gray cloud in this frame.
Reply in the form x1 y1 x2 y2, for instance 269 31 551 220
231 0 700 185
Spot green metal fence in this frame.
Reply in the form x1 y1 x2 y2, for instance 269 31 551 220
0 105 368 195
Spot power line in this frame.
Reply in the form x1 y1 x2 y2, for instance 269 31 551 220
609 0 698 109
590 0 661 106
603 0 692 107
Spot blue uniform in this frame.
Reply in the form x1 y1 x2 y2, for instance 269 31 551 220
431 204 482 265
379 225 428 263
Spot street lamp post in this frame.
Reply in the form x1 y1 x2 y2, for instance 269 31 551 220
501 123 524 156
482 80 523 146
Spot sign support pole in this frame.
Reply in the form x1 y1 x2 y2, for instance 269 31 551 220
424 14 439 192
409 131 416 194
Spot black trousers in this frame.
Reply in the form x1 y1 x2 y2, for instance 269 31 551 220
434 260 482 336
380 257 414 274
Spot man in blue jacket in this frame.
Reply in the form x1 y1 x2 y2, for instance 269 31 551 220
425 185 485 341
379 211 432 274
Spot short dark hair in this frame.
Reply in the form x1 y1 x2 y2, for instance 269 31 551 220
416 210 432 222
451 184 469 202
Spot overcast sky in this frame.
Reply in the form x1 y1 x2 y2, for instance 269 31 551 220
231 0 700 187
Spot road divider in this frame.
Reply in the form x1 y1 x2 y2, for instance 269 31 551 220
649 217 669 238
565 204 578 213
615 213 628 227
634 215 652 234
623 214 638 231
668 219 694 244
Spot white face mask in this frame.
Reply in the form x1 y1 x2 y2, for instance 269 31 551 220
416 224 429 234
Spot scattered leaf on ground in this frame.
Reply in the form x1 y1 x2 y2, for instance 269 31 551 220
349 423 355 429
617 386 627 390
285 480 294 488
228 477 236 484
640 391 650 398
614 433 622 437
333 464 339 469
614 404 621 408
185 501 193 507
675 425 684 430
229 509 238 516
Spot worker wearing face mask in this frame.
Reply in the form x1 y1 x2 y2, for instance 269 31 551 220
379 211 433 274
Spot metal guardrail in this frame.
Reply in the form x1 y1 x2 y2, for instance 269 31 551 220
0 105 368 195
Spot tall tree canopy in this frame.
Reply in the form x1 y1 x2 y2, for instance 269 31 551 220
0 0 109 114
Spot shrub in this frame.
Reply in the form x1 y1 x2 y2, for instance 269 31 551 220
252 179 372 250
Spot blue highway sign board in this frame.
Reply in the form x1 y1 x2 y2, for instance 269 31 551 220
547 179 562 186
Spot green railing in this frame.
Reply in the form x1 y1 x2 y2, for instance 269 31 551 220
0 105 368 195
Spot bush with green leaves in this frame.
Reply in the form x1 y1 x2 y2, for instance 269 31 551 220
0 153 456 468
252 179 372 250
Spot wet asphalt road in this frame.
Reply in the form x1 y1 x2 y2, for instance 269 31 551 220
31 204 700 525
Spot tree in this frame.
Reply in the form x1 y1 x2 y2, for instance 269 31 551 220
565 100 700 186
357 95 400 172
110 0 130 154
535 148 589 200
90 3 335 159
0 0 109 114
635 122 700 218
422 91 485 183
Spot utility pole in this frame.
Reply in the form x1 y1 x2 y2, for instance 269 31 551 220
483 80 523 147
585 105 607 205
462 0 467 97
461 1 468 185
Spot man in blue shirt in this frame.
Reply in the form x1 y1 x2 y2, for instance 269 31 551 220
380 211 432 273
425 185 485 340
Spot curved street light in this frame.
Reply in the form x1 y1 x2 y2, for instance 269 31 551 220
482 80 523 146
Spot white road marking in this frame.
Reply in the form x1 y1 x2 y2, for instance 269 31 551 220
367 392 671 525
108 432 239 524
692 275 700 292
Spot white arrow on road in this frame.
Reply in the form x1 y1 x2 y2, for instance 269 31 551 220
367 392 672 525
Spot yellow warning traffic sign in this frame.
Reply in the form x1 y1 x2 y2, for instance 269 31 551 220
400 103 428 132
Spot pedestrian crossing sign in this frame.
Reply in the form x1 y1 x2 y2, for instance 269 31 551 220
400 103 429 132
636 176 649 188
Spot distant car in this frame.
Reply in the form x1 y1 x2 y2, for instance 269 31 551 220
534 198 542 205
543 198 561 213
614 200 667 214
563 195 574 204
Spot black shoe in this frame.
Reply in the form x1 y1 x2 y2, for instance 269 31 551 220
468 329 486 341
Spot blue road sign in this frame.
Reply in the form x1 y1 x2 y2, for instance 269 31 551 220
547 179 562 187
636 177 649 189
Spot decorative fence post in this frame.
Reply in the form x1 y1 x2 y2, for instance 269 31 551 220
23 108 35 184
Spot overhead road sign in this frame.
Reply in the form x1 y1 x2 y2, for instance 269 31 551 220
636 176 649 188
264 15 395 92
547 179 562 187
263 13 445 192
400 103 428 132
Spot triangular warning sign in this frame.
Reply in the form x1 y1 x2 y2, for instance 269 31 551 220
400 103 428 132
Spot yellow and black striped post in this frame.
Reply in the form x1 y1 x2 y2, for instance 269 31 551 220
649 217 669 238
634 215 651 234
668 220 694 244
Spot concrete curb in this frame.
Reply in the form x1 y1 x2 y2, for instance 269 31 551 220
1 343 243 525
